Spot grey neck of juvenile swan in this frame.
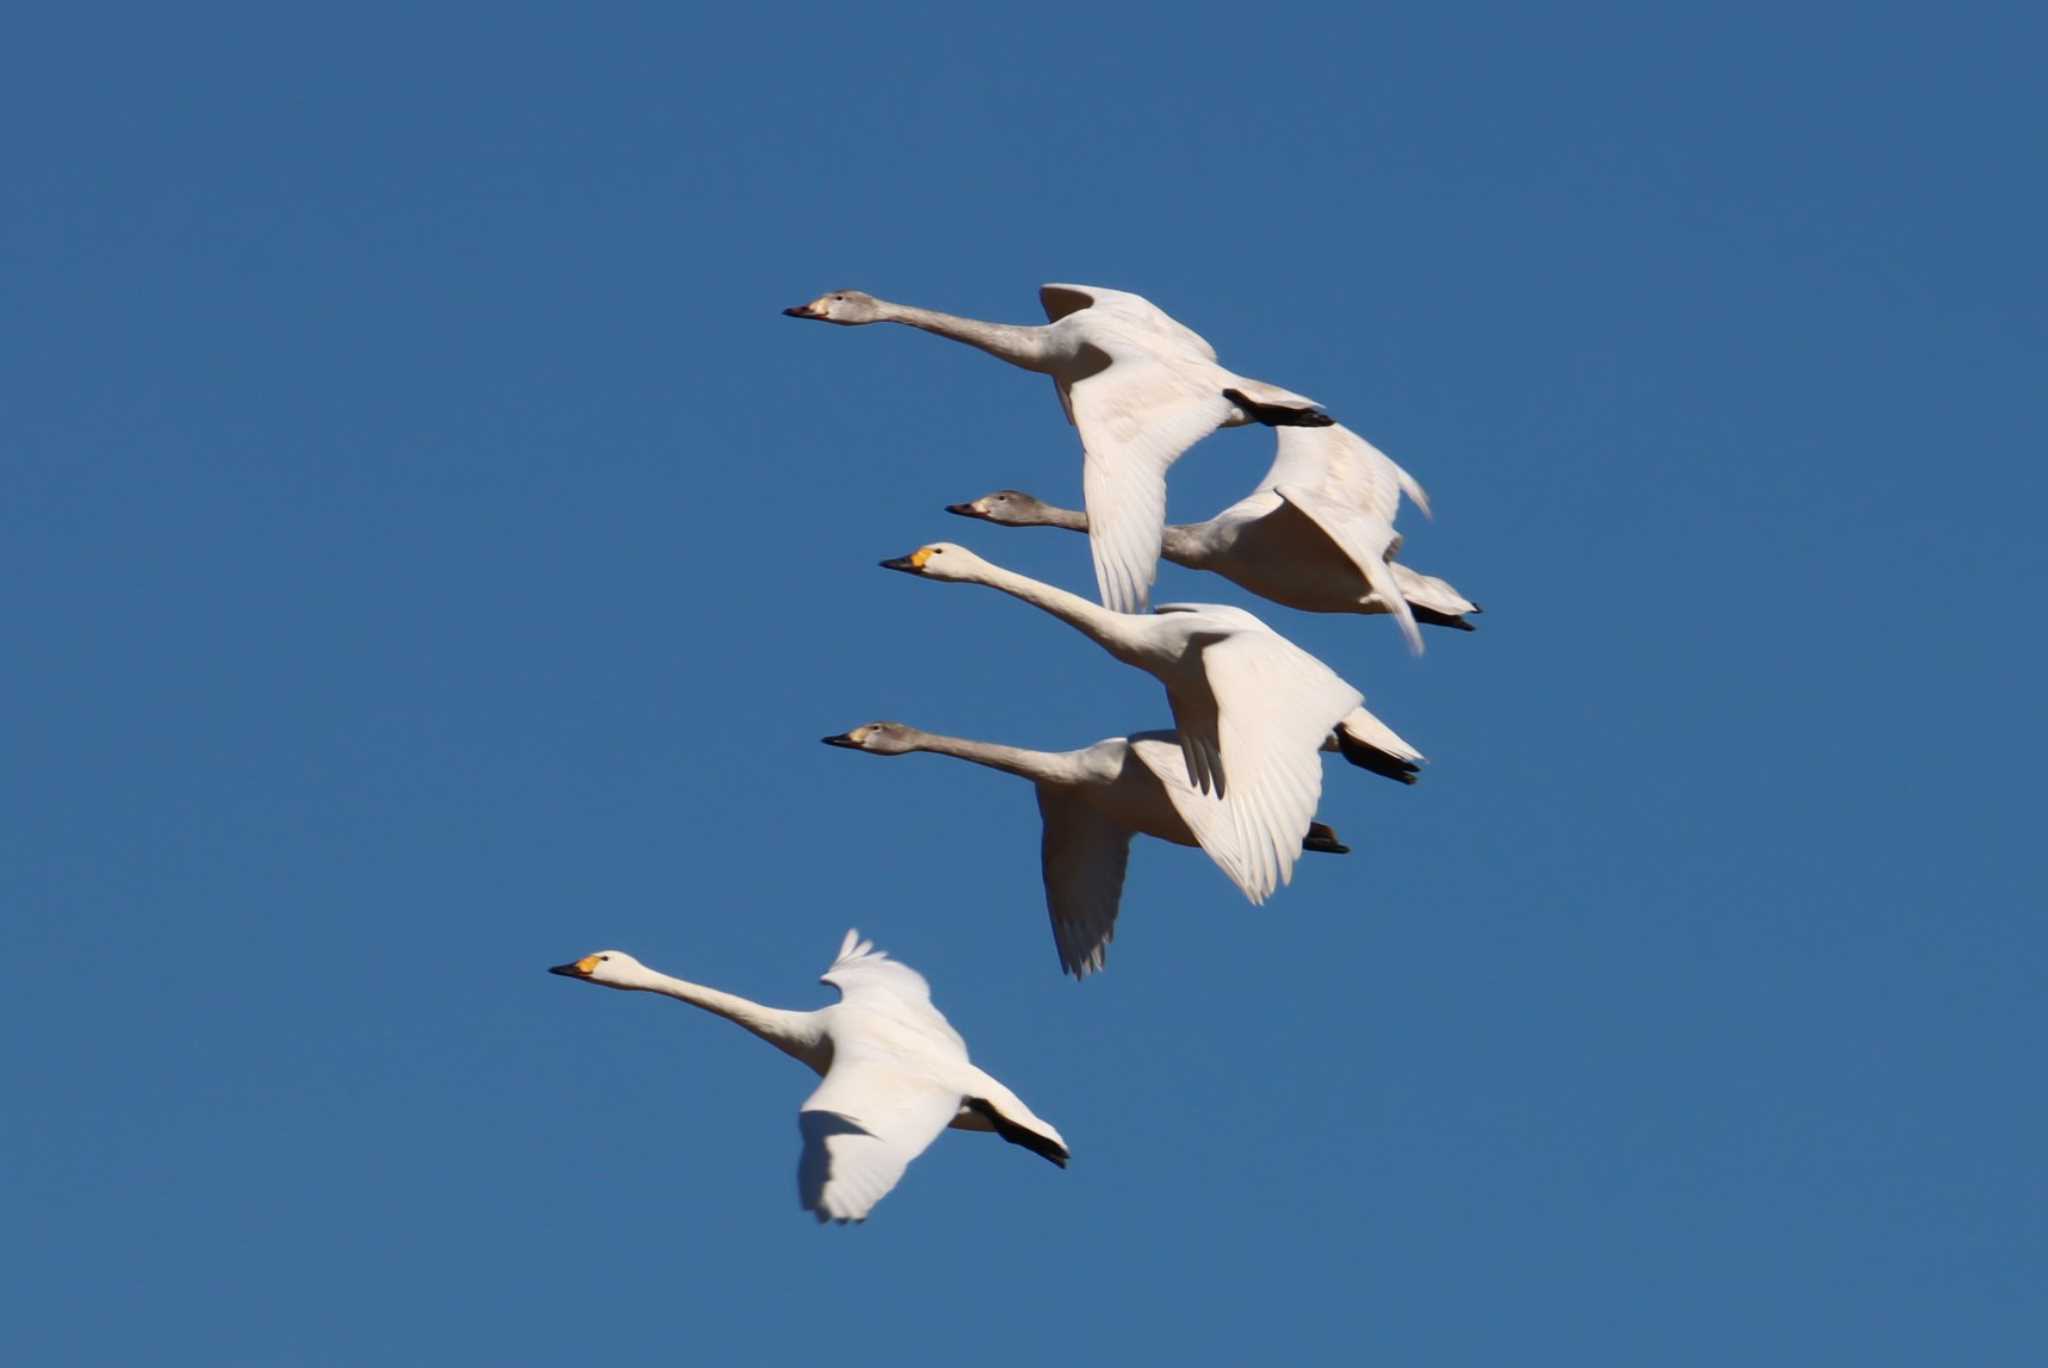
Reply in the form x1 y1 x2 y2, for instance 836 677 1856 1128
901 727 1076 785
876 301 1051 373
631 968 828 1072
1017 501 1206 566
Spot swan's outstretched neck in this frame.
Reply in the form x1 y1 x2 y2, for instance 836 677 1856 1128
900 728 1078 785
969 561 1130 648
877 302 1052 372
636 970 826 1070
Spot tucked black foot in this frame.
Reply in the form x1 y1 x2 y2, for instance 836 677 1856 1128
1223 387 1335 428
1335 731 1421 785
1413 606 1478 632
1302 822 1351 855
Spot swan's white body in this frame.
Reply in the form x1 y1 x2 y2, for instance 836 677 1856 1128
549 933 1068 1224
824 723 1354 977
881 544 1419 889
952 423 1479 641
786 283 1329 615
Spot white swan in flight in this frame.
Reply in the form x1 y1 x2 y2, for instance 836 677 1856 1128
877 543 1421 894
822 722 1355 978
947 423 1479 642
548 931 1068 1223
784 283 1332 614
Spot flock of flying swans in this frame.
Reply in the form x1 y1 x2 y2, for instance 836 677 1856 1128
549 283 1477 1223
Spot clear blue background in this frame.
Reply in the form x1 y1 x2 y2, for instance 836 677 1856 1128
6 4 2043 1363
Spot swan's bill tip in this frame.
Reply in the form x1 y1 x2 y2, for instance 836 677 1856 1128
878 549 933 573
782 304 819 318
548 956 599 978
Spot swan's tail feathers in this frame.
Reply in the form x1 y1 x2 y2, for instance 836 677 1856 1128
1387 563 1481 630
964 1088 1071 1168
1326 706 1425 786
1302 822 1351 855
1222 386 1334 428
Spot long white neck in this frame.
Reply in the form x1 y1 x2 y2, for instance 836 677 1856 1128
901 727 1079 785
628 968 828 1072
875 301 1052 372
963 559 1135 654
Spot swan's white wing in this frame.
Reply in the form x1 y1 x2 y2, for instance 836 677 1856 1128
819 931 964 1050
1273 485 1424 653
1070 360 1237 613
1035 785 1133 978
798 1041 961 1223
820 929 935 1006
1040 283 1218 360
1126 733 1264 903
1244 423 1411 524
1179 625 1363 900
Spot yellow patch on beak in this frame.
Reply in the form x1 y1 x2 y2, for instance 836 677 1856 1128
910 546 936 569
848 725 872 743
575 954 602 975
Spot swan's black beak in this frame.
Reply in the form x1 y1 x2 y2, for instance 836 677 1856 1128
943 502 982 519
820 732 863 749
878 555 922 574
548 962 586 978
783 304 822 319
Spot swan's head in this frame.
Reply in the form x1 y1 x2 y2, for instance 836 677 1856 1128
782 289 886 325
877 542 989 583
945 490 1058 527
548 950 649 990
820 721 921 756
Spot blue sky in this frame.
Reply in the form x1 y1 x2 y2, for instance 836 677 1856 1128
5 4 2043 1363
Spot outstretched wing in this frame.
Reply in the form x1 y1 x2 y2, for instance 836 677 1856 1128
1040 282 1218 360
1035 785 1135 979
1069 358 1238 614
820 929 937 1007
1242 422 1418 524
1125 733 1265 902
1161 618 1362 900
798 1040 961 1224
1272 485 1424 653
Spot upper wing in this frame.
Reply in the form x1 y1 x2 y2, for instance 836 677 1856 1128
798 1040 962 1223
1070 359 1237 613
1175 623 1363 901
1040 283 1218 360
1243 422 1413 524
1272 486 1424 653
819 930 964 1051
1036 785 1135 979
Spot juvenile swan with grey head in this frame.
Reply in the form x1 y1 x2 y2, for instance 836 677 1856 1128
947 420 1480 644
822 722 1355 978
784 283 1332 615
548 931 1068 1224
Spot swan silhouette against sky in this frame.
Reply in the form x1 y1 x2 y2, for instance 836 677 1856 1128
877 543 1419 892
785 283 1331 615
948 422 1480 640
823 722 1353 978
548 931 1067 1223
